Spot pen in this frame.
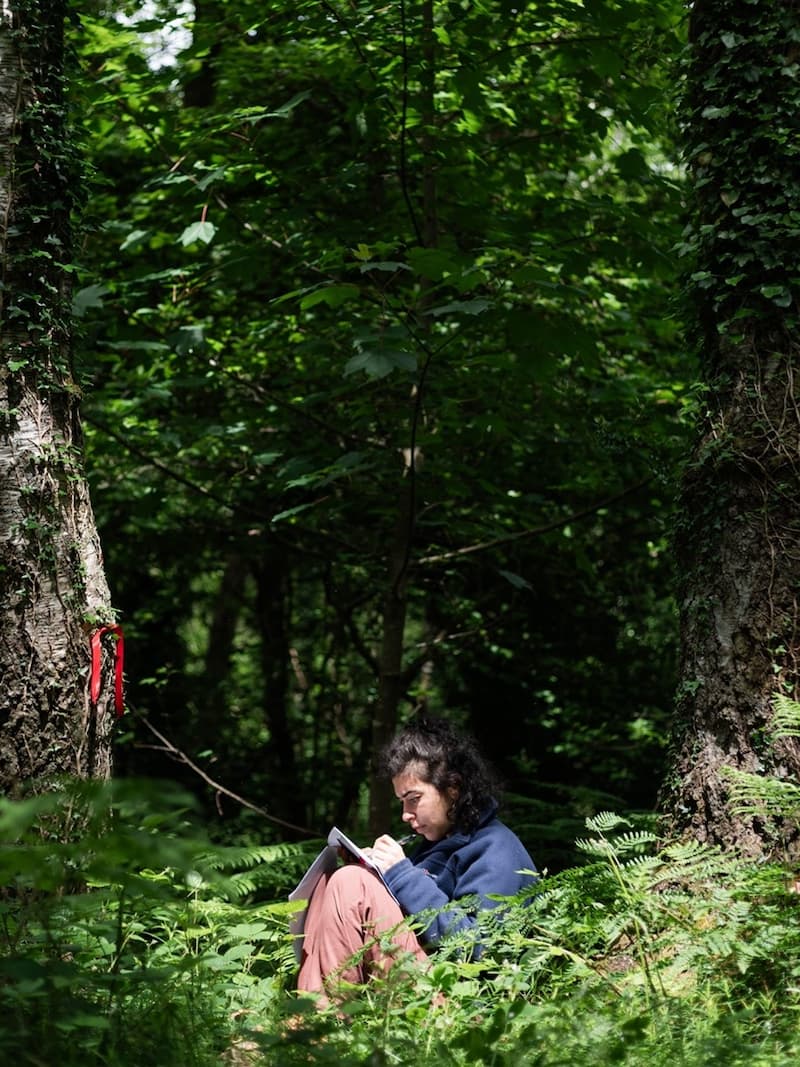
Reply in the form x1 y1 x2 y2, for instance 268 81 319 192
396 833 416 846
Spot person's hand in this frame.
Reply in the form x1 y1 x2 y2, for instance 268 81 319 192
363 834 407 872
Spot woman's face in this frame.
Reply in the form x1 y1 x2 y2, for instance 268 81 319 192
392 764 457 842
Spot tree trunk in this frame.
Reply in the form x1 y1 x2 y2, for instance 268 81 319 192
196 551 246 752
0 1 116 790
367 1 438 836
182 0 226 109
254 550 299 825
661 0 800 857
369 474 416 836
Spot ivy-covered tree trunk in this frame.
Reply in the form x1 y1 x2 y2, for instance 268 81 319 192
0 0 117 789
662 0 800 856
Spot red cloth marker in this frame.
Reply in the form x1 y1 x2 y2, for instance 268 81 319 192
90 625 125 717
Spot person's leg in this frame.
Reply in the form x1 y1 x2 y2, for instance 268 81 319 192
297 864 427 995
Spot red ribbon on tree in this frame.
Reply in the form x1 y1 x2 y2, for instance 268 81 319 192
90 624 125 717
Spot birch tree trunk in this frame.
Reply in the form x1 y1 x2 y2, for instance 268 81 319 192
661 0 800 857
0 0 116 790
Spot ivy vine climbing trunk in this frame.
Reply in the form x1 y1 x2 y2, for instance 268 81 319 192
661 0 800 857
0 0 117 790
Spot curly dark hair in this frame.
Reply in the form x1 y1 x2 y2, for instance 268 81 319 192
379 715 502 833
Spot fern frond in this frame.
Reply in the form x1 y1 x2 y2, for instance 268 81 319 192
618 853 663 878
657 838 732 880
584 811 632 834
575 830 656 859
772 693 800 738
575 836 617 857
614 830 659 851
197 841 313 872
723 767 800 819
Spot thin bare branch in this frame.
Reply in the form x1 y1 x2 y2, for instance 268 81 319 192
137 714 318 838
418 478 653 565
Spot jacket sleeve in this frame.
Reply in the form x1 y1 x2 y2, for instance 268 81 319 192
383 839 532 948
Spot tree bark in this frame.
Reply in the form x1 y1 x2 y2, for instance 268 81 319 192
367 1 438 836
182 0 225 108
197 551 246 752
369 473 415 836
661 0 800 857
0 1 116 789
254 550 299 824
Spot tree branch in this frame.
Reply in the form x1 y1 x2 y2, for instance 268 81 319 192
418 477 654 565
137 714 318 837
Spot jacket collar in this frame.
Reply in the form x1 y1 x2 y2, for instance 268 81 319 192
413 798 499 856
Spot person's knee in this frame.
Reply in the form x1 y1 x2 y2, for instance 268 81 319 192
329 864 373 895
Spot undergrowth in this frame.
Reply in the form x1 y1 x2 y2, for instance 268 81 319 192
2 772 800 1066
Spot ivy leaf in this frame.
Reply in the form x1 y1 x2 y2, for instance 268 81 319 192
760 284 793 306
701 106 731 119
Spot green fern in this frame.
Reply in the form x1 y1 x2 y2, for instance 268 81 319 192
575 830 658 859
197 841 313 871
771 692 800 737
721 692 800 823
584 811 634 835
4 787 800 1066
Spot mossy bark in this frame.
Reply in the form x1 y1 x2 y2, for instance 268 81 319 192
0 1 115 790
662 0 800 857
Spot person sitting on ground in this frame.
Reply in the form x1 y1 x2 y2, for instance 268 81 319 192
297 715 537 999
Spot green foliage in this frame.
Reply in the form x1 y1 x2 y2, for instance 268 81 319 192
722 695 800 851
0 780 311 1066
3 786 800 1067
1 0 85 378
678 0 800 335
664 0 800 853
65 0 691 844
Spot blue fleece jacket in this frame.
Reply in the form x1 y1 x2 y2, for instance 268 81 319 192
382 804 537 948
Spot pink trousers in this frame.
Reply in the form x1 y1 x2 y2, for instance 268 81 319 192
296 864 428 995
